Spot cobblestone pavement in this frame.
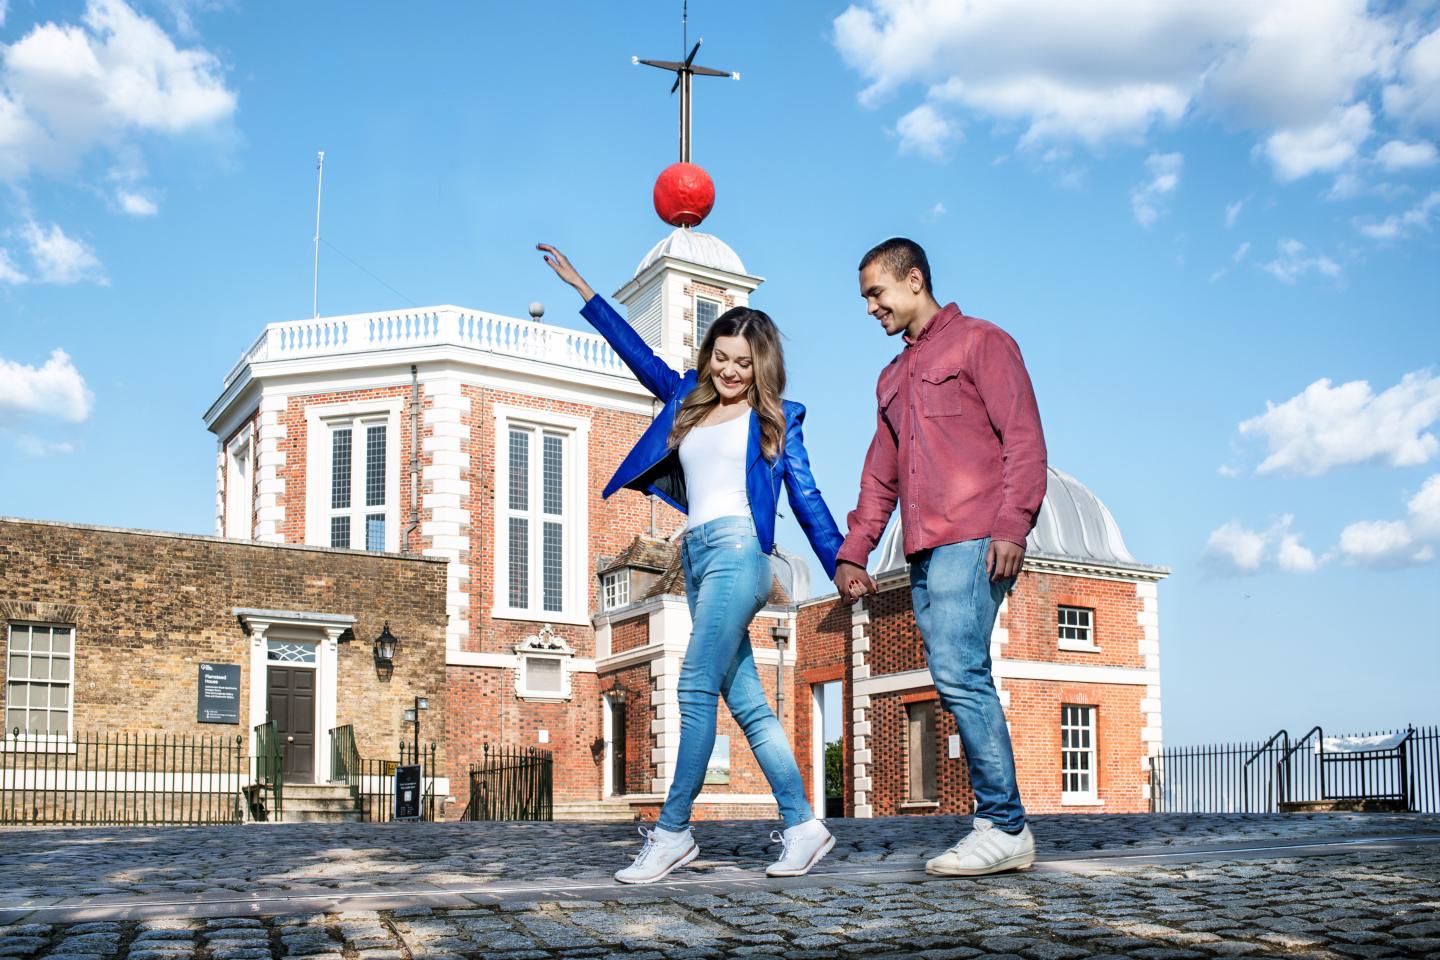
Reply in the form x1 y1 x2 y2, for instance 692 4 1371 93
1 814 1437 958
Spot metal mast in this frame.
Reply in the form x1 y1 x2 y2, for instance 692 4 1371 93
633 1 738 163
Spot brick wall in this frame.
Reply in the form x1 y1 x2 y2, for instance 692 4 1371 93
794 600 849 811
0 518 448 774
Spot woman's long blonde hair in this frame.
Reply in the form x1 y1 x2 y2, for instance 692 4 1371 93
669 306 787 461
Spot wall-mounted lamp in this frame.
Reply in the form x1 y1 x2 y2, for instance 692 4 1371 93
374 622 399 663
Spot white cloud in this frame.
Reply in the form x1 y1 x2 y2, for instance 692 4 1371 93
0 349 94 422
0 246 25 283
1337 519 1417 565
19 221 106 285
1355 191 1440 241
1203 514 1317 575
1233 241 1251 262
1333 473 1440 569
1225 197 1246 228
1237 371 1440 476
831 0 1420 179
896 103 959 159
0 1 8 28
15 435 76 457
1383 26 1440 128
925 200 947 221
1260 237 1341 284
1130 151 1182 227
1375 139 1438 171
1262 103 1373 182
1204 520 1267 573
0 0 235 183
116 189 157 216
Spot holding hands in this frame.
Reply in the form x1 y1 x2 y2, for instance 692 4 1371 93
832 561 877 606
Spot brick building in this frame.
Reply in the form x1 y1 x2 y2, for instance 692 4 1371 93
201 225 1168 821
203 227 803 819
0 517 449 790
792 467 1170 818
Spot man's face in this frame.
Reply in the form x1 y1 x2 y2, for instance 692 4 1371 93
859 261 924 337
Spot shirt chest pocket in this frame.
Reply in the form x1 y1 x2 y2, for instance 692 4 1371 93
879 383 902 431
919 367 964 417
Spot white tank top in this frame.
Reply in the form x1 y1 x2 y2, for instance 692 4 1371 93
678 411 751 527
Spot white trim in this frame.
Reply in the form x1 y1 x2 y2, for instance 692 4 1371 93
304 397 404 552
850 601 872 818
3 622 75 740
491 404 591 625
237 609 351 783
854 660 1159 698
1060 796 1106 806
225 426 256 540
255 396 286 543
692 793 781 804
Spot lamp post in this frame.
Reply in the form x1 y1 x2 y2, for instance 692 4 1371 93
771 624 791 728
405 695 429 765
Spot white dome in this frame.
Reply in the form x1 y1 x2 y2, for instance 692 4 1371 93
635 227 746 277
873 467 1138 574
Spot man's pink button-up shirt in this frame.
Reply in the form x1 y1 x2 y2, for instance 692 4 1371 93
836 302 1047 568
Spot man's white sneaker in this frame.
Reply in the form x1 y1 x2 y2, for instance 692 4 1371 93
765 819 836 877
925 818 1035 876
614 825 698 884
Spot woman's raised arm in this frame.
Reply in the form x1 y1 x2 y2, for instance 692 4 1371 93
538 243 682 402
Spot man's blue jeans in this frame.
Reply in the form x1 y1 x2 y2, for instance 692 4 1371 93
656 516 814 832
910 536 1027 833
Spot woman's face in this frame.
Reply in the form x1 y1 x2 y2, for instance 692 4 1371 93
709 334 754 403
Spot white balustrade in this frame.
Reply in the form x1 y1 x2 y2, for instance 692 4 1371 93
225 306 628 386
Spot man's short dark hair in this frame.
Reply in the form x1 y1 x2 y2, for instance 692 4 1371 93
859 237 933 295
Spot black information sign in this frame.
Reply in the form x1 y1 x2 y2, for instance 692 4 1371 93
197 663 241 724
394 764 422 821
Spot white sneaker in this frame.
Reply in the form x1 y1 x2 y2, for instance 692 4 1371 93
765 819 836 877
613 825 698 884
925 818 1035 876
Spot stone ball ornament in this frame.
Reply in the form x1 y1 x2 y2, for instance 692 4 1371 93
653 162 716 228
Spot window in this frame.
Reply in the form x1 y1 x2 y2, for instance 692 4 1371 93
695 297 720 343
5 624 74 737
1061 704 1097 801
494 406 588 623
906 700 938 803
514 625 574 702
326 417 390 551
225 435 253 539
602 570 630 610
505 426 567 613
1058 606 1096 651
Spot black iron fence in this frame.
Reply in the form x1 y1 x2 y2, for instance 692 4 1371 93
1150 724 1438 814
0 727 252 825
464 743 553 821
251 721 284 821
329 724 437 821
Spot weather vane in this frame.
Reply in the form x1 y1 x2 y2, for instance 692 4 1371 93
633 1 738 228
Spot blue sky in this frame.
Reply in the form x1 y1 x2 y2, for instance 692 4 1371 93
1 0 1436 745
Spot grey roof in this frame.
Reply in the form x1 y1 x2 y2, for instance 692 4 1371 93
635 227 747 277
873 467 1142 574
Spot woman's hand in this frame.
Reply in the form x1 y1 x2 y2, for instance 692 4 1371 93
537 244 596 302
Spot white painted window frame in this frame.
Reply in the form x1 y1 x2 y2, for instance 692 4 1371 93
1058 605 1099 653
3 622 76 748
491 404 590 626
601 570 630 610
1061 703 1101 805
304 398 403 552
695 295 721 344
225 427 255 540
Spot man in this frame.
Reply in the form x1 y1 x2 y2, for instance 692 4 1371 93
834 237 1047 876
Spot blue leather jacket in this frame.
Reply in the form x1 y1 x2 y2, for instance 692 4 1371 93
580 294 845 579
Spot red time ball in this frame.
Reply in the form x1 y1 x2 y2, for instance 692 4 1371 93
653 162 715 228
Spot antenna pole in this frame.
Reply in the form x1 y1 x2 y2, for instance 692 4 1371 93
312 150 325 319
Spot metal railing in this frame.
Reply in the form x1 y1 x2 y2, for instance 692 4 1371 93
251 722 284 821
329 724 437 821
0 727 248 825
1151 723 1438 814
464 743 553 821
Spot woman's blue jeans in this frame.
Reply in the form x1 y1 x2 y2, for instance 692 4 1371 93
656 516 814 832
910 537 1028 833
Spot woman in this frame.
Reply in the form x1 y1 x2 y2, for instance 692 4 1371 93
539 243 845 884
